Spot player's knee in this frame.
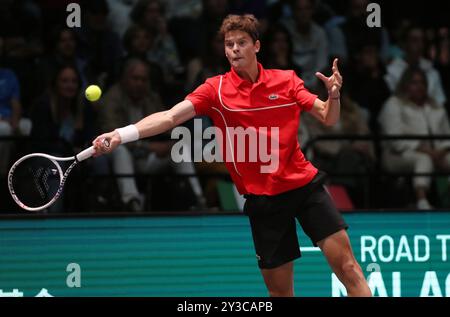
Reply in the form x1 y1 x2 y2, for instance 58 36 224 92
265 279 294 297
340 260 362 281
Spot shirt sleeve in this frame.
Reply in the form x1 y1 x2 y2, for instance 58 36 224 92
291 71 317 111
185 80 216 116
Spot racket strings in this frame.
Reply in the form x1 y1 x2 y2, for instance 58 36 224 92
30 166 52 200
11 157 62 208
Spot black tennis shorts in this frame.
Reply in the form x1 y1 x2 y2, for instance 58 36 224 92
243 171 348 269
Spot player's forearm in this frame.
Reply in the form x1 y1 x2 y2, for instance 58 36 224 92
111 100 195 145
134 111 175 139
111 110 174 145
323 96 340 126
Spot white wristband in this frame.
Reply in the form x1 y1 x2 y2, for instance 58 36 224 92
115 124 139 144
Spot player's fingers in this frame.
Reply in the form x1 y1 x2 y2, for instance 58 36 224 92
93 134 106 146
334 72 343 84
315 72 328 83
332 58 339 72
101 138 111 148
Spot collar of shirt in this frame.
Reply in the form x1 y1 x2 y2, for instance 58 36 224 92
229 62 267 89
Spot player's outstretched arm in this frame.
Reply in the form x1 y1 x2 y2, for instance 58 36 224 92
92 100 196 156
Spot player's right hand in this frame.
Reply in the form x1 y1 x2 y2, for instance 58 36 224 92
92 131 121 156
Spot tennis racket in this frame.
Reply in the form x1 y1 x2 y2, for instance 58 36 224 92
7 139 109 212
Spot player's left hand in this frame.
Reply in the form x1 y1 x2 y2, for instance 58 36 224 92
315 58 343 99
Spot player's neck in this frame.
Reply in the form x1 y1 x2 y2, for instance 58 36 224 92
234 61 259 83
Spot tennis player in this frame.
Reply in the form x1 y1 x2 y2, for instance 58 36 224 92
93 14 372 297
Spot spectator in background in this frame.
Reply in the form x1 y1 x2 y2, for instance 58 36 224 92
106 0 139 38
97 58 205 212
281 0 328 91
30 64 96 212
260 24 302 76
0 0 44 112
37 27 88 96
30 63 95 156
346 43 391 132
340 0 390 63
168 0 230 64
0 57 31 174
121 24 165 95
185 31 228 92
386 19 411 62
432 27 450 117
323 0 389 64
164 0 202 19
130 0 184 90
384 25 447 106
378 67 450 210
76 0 123 89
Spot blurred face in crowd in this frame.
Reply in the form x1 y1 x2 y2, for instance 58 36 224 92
407 72 427 105
224 30 260 72
132 29 152 55
293 0 314 29
56 67 80 99
57 30 77 58
122 62 150 101
269 30 290 58
143 1 163 31
405 28 425 59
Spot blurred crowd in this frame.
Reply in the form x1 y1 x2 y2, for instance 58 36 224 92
1 0 449 213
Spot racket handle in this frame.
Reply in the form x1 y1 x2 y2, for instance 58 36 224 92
76 146 95 162
76 139 110 162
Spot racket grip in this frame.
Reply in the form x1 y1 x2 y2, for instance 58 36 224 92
76 146 95 162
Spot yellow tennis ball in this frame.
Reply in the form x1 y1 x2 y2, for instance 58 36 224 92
85 85 102 102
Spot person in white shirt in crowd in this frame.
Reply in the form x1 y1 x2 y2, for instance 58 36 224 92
384 25 447 106
378 67 450 210
106 0 139 38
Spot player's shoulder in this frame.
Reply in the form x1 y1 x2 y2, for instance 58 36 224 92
264 68 298 83
264 68 294 75
204 74 223 87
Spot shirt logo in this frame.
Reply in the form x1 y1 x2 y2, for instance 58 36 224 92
268 94 279 100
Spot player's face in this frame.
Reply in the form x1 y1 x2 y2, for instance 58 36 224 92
224 30 260 71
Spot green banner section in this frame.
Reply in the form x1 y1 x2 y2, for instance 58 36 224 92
0 212 449 297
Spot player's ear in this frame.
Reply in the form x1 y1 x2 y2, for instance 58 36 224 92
255 40 261 53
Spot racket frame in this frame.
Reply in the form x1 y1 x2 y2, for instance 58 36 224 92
8 145 97 212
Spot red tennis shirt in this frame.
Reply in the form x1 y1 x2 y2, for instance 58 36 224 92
185 63 318 195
